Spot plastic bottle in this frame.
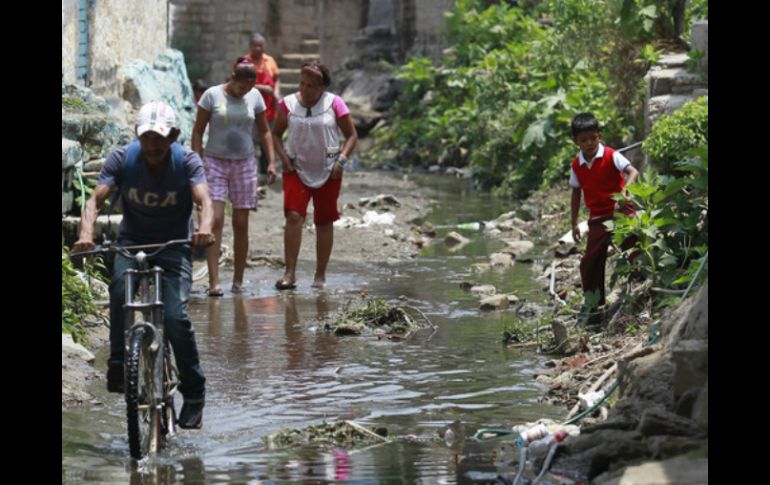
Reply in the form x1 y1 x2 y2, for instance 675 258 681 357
516 423 549 447
528 430 570 451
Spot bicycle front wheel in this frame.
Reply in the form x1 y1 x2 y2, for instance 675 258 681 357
126 327 161 459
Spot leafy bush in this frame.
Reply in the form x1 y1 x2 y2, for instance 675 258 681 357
62 243 106 343
643 97 708 174
607 145 707 290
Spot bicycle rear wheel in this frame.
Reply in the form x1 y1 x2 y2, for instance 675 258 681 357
126 327 161 459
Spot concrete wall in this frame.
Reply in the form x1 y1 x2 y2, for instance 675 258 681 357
61 0 170 97
170 0 268 86
411 0 454 59
320 0 365 69
89 0 169 96
170 0 455 86
62 0 79 84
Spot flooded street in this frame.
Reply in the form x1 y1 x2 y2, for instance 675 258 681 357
62 174 564 484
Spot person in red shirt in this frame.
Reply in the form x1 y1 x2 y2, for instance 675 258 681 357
245 33 280 176
569 113 639 325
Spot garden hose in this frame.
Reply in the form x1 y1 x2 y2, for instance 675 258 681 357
681 251 708 302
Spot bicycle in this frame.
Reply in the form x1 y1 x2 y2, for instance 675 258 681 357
72 238 192 459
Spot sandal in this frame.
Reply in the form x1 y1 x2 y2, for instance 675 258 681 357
207 288 224 297
275 279 297 290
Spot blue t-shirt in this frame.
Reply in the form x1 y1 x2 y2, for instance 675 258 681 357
99 142 206 244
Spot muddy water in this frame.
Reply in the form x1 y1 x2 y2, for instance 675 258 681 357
62 174 563 484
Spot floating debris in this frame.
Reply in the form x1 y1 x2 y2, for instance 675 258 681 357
322 298 435 339
264 421 389 450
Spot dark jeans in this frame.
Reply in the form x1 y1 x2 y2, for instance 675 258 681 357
580 215 639 306
108 242 206 401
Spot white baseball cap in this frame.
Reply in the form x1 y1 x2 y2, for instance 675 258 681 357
136 101 177 137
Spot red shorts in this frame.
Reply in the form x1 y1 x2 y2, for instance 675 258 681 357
282 172 342 226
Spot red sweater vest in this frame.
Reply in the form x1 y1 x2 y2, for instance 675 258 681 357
572 147 625 218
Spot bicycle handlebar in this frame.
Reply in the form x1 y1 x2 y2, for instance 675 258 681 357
70 239 193 260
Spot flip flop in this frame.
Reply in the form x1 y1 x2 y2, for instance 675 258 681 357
207 288 224 297
231 283 247 294
275 279 297 290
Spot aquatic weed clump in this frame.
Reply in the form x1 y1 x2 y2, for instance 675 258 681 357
323 298 433 339
264 421 388 450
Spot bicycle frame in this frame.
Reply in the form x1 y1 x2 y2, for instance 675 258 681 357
123 251 174 453
71 239 189 458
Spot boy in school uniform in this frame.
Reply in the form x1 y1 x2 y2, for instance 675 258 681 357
569 113 640 324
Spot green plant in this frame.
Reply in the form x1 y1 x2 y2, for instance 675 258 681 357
62 243 106 343
377 0 655 197
643 97 708 174
607 144 707 291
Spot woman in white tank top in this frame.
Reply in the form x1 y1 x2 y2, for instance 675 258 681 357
272 61 358 290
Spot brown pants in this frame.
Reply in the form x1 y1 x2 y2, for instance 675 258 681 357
580 215 639 306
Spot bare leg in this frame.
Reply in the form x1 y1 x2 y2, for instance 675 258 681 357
313 222 334 288
231 208 250 291
282 211 304 284
206 201 226 294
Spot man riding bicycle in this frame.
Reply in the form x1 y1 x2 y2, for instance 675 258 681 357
74 101 215 430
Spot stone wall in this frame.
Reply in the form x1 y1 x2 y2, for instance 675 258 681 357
643 21 708 169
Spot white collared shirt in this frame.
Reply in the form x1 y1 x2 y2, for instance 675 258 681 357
569 144 631 189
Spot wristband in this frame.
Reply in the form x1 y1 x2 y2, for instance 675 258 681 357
336 154 348 168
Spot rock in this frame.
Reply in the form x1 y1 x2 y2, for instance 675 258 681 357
471 263 492 273
648 68 706 97
637 407 705 438
419 222 436 237
480 295 509 311
62 192 75 215
62 138 84 170
470 285 496 297
445 167 471 178
536 375 554 386
506 294 520 304
342 202 357 211
62 112 131 160
122 49 196 145
83 158 106 172
428 165 441 173
444 231 470 247
62 215 122 248
62 333 95 363
503 240 535 257
552 318 569 349
692 21 708 71
358 194 402 208
459 281 474 291
489 252 514 268
592 456 708 485
644 435 707 460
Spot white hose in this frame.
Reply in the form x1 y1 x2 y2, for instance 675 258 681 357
531 443 560 484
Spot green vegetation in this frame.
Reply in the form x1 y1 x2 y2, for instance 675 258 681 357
62 242 107 343
643 97 708 174
607 144 707 291
376 0 704 198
